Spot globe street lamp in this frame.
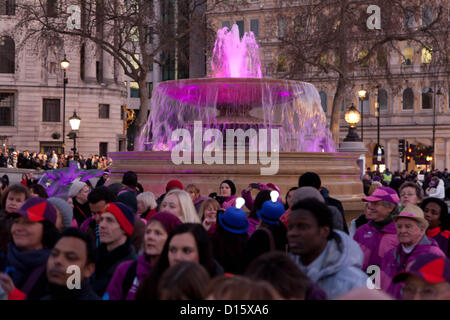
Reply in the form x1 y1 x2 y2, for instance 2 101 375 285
69 111 81 156
358 88 367 141
344 103 361 141
60 55 70 154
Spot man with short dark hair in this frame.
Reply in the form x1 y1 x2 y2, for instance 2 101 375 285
121 171 138 193
287 199 367 299
43 228 99 300
90 202 137 297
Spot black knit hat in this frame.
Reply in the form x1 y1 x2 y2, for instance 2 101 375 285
221 179 236 195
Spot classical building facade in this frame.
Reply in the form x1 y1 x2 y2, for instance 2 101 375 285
0 2 127 157
207 0 450 172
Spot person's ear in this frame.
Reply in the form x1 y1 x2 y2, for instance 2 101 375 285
319 225 330 240
82 262 95 278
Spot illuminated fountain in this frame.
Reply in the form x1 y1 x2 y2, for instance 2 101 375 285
137 24 335 153
109 25 364 217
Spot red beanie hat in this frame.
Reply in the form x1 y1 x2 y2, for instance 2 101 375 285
101 202 135 236
166 179 183 192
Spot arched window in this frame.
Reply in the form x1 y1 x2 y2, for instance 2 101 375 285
402 88 414 110
422 5 433 27
404 7 415 28
0 36 14 73
402 47 413 65
378 88 388 111
319 91 327 113
422 87 432 109
421 46 432 64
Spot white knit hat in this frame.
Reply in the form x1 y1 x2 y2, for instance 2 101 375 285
68 180 87 198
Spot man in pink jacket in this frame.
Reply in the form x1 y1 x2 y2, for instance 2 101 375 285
380 205 446 299
354 187 400 272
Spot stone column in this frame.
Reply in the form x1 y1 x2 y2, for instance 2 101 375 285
84 41 97 83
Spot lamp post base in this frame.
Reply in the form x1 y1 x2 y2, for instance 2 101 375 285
344 127 361 142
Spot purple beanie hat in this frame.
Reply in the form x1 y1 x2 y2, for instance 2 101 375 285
148 211 182 234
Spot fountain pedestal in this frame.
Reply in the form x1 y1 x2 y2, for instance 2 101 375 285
108 151 365 221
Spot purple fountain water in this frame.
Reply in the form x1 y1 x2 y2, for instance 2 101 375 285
138 24 335 152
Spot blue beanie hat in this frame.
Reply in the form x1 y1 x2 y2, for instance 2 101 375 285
218 198 248 234
257 199 285 225
117 191 138 213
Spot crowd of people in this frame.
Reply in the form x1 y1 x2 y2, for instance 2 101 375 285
0 168 449 300
0 150 111 171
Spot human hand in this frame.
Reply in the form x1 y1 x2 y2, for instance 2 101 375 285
202 217 216 231
0 273 16 296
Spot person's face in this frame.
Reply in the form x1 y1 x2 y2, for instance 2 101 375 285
187 189 198 201
144 220 168 257
11 216 44 251
137 199 146 215
286 190 296 209
402 275 450 300
366 201 393 222
220 183 231 197
161 194 183 220
89 200 107 224
400 187 420 206
204 205 217 222
168 232 199 267
287 209 329 256
46 237 94 286
98 212 126 245
423 202 442 229
5 191 26 214
76 186 90 203
54 208 64 231
396 218 425 247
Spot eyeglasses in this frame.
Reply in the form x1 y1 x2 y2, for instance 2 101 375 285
401 285 440 299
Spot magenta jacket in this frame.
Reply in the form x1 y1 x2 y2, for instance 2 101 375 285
353 221 399 272
104 254 153 300
221 195 237 209
380 235 445 299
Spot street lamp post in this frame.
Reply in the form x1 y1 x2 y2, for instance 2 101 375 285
60 55 70 154
358 88 367 142
344 103 361 141
69 111 81 156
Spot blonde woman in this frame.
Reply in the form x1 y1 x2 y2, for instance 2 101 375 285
137 191 158 221
198 198 221 231
160 189 200 223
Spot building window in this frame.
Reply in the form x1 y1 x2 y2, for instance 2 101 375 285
422 5 433 27
99 142 108 157
319 91 327 113
80 44 85 81
422 88 432 109
222 21 231 29
360 92 370 113
377 47 387 67
0 36 14 73
0 92 14 126
402 47 413 65
250 19 259 38
404 7 415 28
46 0 57 17
130 82 140 98
378 88 388 111
99 104 110 119
277 18 286 37
402 88 414 110
43 99 60 122
96 60 103 83
236 20 244 38
358 49 369 67
421 46 432 64
0 0 15 15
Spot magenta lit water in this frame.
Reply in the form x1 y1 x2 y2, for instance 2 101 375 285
138 25 335 152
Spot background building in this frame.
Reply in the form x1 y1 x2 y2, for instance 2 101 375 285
207 0 450 172
0 0 127 156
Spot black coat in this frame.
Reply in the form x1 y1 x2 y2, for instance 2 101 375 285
41 280 100 300
90 239 137 297
72 197 92 226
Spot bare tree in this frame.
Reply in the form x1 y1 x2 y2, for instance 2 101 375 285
11 0 233 149
273 0 448 144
